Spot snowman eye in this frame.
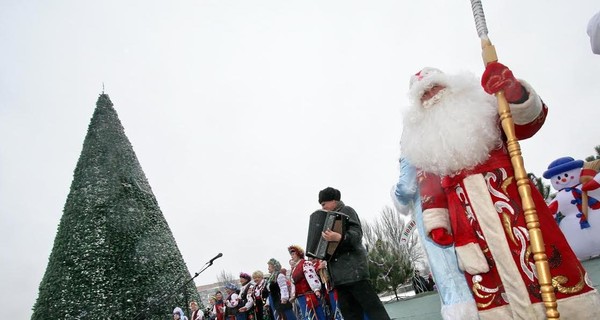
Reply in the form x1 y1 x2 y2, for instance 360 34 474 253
564 173 568 177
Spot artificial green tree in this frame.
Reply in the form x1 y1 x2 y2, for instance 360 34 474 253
32 94 198 319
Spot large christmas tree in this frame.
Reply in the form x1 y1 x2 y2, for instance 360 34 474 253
32 94 199 319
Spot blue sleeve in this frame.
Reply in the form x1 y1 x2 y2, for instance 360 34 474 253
394 158 418 205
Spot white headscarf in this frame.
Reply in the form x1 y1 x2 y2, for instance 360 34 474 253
173 307 188 320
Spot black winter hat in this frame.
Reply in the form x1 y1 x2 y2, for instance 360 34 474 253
318 187 341 204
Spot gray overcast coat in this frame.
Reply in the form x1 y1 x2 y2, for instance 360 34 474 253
328 201 370 287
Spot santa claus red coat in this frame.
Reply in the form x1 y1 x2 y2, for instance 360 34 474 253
401 67 600 319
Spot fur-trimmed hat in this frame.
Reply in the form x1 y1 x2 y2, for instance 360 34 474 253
239 272 251 282
543 157 584 179
409 67 443 89
288 245 305 258
318 187 341 204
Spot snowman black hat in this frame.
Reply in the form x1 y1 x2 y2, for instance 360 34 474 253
543 156 584 179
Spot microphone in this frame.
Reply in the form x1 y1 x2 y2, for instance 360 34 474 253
208 253 223 264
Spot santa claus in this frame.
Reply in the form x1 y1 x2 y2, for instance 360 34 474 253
400 63 600 319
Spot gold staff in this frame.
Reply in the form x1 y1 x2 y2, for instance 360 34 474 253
468 1 559 318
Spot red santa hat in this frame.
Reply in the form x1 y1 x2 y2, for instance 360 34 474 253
408 67 451 107
409 67 443 89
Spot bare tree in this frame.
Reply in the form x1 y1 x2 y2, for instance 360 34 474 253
216 270 236 288
364 206 424 264
363 206 426 300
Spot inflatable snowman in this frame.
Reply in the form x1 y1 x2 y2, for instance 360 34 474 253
543 156 600 260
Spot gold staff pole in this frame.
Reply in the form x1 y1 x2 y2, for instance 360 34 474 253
469 1 559 318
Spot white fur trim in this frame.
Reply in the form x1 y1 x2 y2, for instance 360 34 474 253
478 305 521 320
554 289 600 319
509 80 543 125
478 290 600 320
455 243 489 275
441 301 480 320
463 174 537 319
422 208 451 234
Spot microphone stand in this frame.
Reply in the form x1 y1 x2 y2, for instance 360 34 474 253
134 253 223 320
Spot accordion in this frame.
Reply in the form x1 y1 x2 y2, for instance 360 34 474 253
306 210 349 260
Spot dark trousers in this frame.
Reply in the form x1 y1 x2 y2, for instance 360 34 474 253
336 280 390 320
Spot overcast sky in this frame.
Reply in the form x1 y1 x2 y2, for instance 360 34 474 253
2 1 600 318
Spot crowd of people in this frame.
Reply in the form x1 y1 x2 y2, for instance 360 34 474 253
171 187 391 320
171 249 371 320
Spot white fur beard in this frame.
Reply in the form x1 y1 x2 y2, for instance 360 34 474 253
401 74 502 176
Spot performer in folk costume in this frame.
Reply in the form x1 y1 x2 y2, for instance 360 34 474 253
306 258 340 320
207 296 218 320
224 283 241 320
325 288 343 320
215 291 226 320
288 245 327 320
190 301 204 320
267 258 297 320
284 262 300 318
400 63 600 319
543 157 600 260
174 307 189 320
251 270 268 320
238 272 256 320
392 157 479 320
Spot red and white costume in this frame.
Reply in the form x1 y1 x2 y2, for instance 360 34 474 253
401 67 600 319
291 259 322 301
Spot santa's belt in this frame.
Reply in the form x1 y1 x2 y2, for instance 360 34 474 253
441 151 512 189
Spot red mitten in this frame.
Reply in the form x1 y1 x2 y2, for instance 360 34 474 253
481 62 524 103
430 228 453 246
